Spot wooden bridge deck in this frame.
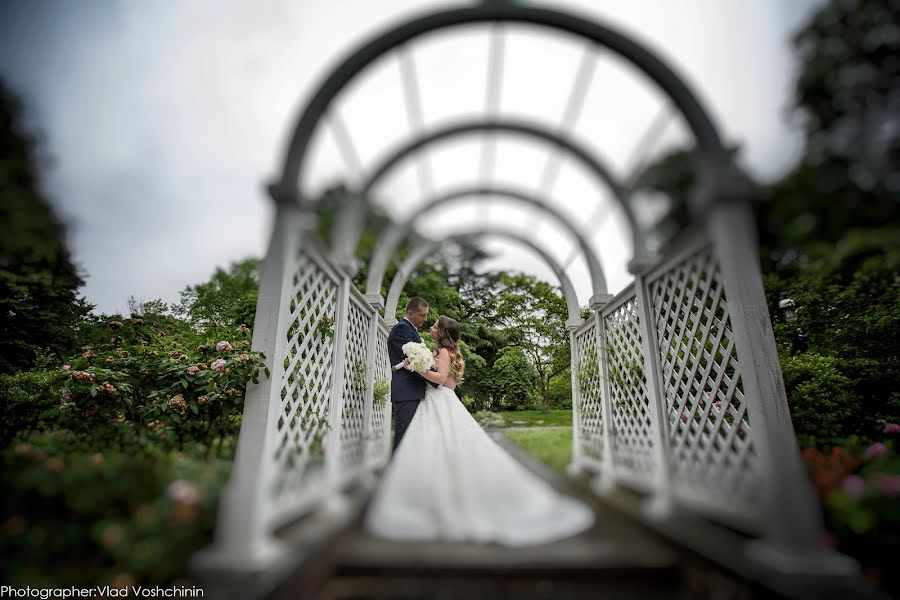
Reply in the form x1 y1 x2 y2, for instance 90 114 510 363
197 433 875 600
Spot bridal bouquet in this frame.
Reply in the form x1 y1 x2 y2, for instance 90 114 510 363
402 341 435 372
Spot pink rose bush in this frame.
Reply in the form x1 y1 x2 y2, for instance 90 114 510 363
803 437 900 567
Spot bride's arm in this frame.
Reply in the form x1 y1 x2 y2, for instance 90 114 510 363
418 348 451 385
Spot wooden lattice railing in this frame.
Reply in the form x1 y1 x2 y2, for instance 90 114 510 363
570 230 765 533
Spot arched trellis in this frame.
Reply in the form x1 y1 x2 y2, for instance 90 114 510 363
356 119 642 263
362 185 611 307
196 3 862 590
381 228 584 328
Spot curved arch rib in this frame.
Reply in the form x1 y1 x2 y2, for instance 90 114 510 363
274 4 729 199
383 227 583 328
358 118 643 261
366 185 609 302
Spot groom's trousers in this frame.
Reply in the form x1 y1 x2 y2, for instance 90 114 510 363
392 399 421 453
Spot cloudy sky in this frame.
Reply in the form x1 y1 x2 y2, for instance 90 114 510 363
1 0 824 315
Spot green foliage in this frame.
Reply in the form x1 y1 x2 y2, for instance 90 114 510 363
373 379 390 408
0 368 63 446
780 353 864 448
494 273 570 413
175 258 260 330
473 410 506 428
2 432 230 586
504 428 573 474
486 346 539 411
54 317 266 456
0 82 93 374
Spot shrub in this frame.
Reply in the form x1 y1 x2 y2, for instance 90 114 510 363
473 411 506 428
50 317 267 456
1 432 231 586
781 353 863 447
0 368 63 446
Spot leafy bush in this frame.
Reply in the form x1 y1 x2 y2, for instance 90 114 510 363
1 432 230 586
0 368 63 446
50 317 266 456
473 411 506 428
781 353 864 447
802 429 900 590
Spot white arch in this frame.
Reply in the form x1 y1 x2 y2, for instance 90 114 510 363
383 227 584 329
365 186 609 306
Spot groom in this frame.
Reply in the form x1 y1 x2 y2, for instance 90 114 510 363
387 296 432 452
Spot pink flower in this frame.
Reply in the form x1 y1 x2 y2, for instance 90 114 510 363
713 401 722 410
679 410 689 422
166 479 201 504
864 442 887 460
872 474 900 497
61 364 71 371
61 389 74 401
841 475 865 498
186 366 200 376
211 358 227 372
216 341 233 352
884 422 900 434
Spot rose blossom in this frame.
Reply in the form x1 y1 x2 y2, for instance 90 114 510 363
61 364 71 371
884 422 900 434
216 341 233 352
166 479 201 504
211 358 227 372
186 366 200 376
841 475 865 498
864 443 887 460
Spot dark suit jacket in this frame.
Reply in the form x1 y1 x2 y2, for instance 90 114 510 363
387 319 428 403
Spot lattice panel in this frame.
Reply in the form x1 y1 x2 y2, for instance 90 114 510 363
370 322 392 461
573 317 603 463
271 247 339 503
649 246 759 516
340 295 372 469
602 295 656 487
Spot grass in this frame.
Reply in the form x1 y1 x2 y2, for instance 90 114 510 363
503 428 573 474
497 409 572 427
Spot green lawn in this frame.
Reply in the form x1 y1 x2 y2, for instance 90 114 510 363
503 428 573 474
499 409 572 427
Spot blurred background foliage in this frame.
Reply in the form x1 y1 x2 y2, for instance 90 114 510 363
1 0 898 591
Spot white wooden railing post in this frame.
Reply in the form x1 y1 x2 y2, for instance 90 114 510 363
192 195 307 569
590 295 617 494
323 271 352 516
566 324 585 477
696 169 858 577
631 263 674 519
359 307 380 489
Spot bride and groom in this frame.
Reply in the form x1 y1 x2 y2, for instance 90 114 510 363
365 297 594 546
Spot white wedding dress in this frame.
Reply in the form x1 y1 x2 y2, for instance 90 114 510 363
365 383 594 546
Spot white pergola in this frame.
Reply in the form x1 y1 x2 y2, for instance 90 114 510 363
193 3 860 593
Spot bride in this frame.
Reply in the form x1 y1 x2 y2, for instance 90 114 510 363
365 315 594 546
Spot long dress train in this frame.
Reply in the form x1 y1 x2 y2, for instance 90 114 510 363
365 384 594 546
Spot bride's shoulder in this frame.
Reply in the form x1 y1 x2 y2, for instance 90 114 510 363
435 346 450 356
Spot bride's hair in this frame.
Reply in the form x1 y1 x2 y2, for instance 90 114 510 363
436 315 465 385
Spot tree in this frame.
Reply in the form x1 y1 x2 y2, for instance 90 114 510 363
0 81 92 373
486 346 538 410
175 258 260 329
494 273 569 414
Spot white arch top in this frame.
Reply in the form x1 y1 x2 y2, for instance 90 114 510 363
383 227 584 329
365 185 611 305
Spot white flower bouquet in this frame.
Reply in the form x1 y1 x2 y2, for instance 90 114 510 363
402 341 435 372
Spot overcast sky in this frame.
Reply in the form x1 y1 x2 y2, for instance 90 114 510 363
1 0 824 315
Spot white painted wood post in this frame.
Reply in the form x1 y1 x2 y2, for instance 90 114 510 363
322 271 352 516
359 308 380 488
566 326 585 477
632 269 674 519
590 295 617 494
194 199 305 568
697 171 858 576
